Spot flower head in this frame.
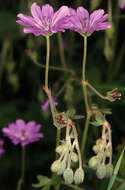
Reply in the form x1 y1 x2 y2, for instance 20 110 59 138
68 7 111 36
41 96 58 111
16 3 69 36
0 139 5 156
119 0 125 9
2 119 43 146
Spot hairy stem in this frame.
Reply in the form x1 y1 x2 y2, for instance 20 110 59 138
45 36 50 90
17 147 26 190
81 36 90 156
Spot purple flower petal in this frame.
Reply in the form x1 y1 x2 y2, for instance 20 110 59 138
68 6 111 36
41 96 58 111
17 3 69 36
119 0 125 9
41 4 54 19
0 139 5 157
2 119 44 147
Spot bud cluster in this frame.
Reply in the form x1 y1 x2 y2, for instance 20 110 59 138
51 120 84 184
89 125 113 179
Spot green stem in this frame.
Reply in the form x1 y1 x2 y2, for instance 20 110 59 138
81 36 90 156
45 36 50 89
57 32 66 68
56 129 61 159
87 81 108 100
17 147 26 190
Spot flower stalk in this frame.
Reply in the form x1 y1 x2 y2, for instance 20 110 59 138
17 147 26 190
81 36 91 156
45 36 50 90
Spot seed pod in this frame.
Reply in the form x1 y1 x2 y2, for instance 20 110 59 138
96 163 106 179
92 145 99 154
71 152 78 162
63 168 74 184
96 139 104 150
56 145 64 154
57 161 66 175
106 164 113 178
88 156 100 170
74 168 84 184
51 160 61 173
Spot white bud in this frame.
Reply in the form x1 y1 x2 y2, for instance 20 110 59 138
51 160 61 173
71 152 78 162
57 161 66 175
74 168 84 184
63 168 73 184
88 156 100 170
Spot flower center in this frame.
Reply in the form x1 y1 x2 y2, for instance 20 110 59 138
20 130 27 141
41 16 51 31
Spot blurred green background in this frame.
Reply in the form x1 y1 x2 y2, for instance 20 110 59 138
0 0 125 189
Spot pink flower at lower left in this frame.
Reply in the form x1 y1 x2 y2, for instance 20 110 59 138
0 139 5 157
2 119 44 147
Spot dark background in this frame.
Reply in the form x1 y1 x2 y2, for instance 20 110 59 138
0 0 125 189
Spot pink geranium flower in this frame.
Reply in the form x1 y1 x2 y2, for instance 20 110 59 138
16 3 69 36
2 119 43 146
41 96 58 111
68 7 111 37
0 139 5 157
119 0 125 9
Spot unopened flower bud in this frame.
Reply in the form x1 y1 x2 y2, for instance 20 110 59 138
56 144 67 154
106 164 113 178
57 161 66 175
63 168 73 184
107 88 121 102
96 163 106 179
51 160 61 173
106 150 110 157
71 152 78 162
92 145 99 154
88 156 100 170
74 168 84 184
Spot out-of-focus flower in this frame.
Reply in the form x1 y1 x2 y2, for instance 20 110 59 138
0 139 5 156
119 0 125 9
68 7 111 37
41 96 58 111
16 3 70 36
2 119 43 146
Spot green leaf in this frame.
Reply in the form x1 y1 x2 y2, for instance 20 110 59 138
100 108 112 115
32 175 51 188
42 184 51 190
91 114 105 127
107 149 125 190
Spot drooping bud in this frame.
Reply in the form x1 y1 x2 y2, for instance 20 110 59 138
92 145 99 154
51 160 61 173
106 164 113 178
57 161 66 175
88 156 100 170
56 144 67 154
96 139 104 148
63 168 74 184
96 163 106 179
74 168 84 184
56 145 64 154
71 152 78 162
